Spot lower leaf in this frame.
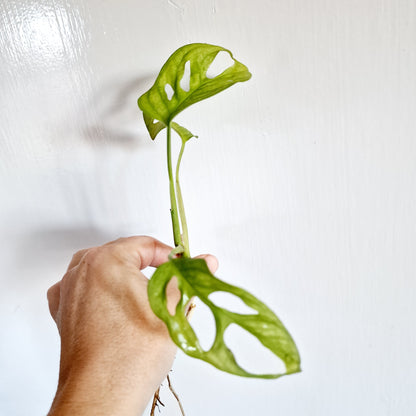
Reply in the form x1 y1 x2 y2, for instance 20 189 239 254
148 258 301 379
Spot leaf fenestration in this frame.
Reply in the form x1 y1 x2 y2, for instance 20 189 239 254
138 43 251 140
148 258 301 379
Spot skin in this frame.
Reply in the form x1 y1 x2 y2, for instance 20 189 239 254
47 236 218 416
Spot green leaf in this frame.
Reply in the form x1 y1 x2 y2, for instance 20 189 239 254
148 258 301 379
138 43 251 139
171 122 197 143
143 113 165 140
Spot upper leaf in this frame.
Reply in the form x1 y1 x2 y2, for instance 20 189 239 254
148 258 301 379
138 43 252 139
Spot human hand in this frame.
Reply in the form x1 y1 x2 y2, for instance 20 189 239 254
47 236 218 416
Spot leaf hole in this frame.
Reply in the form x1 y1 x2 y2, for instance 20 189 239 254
208 291 258 315
164 83 174 100
180 60 191 92
206 51 235 79
187 297 216 352
165 276 180 316
224 324 286 375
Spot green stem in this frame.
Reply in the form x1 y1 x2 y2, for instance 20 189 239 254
167 122 182 247
175 140 190 258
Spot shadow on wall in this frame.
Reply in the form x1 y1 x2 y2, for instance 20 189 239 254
81 74 155 149
14 226 116 274
27 226 114 251
12 75 160 275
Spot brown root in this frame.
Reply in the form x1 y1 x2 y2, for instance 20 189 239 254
150 373 185 416
167 374 185 416
150 386 164 415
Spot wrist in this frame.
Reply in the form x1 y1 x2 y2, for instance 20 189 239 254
49 358 144 416
49 338 176 416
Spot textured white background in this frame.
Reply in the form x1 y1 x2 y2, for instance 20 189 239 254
1 0 415 415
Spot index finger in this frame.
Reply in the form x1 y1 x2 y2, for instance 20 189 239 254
105 236 173 270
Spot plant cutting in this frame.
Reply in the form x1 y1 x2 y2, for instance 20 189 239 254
138 42 301 409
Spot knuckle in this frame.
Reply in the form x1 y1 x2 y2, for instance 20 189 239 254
71 249 84 262
78 246 122 277
105 236 128 246
105 241 134 264
79 247 102 267
74 247 106 277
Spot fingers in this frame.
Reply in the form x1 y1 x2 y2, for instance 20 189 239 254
65 237 173 272
47 282 60 322
65 236 217 274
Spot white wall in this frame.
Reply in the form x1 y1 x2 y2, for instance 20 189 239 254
1 0 415 414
